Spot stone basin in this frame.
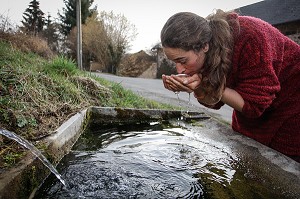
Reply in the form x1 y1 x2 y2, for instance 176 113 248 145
0 106 299 199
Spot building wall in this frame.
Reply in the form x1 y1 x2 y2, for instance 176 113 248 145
287 33 300 44
275 20 300 44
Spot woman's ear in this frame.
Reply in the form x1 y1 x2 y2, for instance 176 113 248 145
203 43 209 52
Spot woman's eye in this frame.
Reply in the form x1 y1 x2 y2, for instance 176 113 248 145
173 59 187 65
178 60 186 64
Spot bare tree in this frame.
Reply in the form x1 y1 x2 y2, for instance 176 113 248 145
0 13 16 33
100 11 137 52
82 13 110 68
99 11 137 73
67 11 137 72
68 12 110 70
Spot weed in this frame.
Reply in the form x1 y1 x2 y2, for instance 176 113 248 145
44 55 78 77
3 151 25 167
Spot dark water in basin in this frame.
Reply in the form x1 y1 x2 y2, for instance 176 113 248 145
34 121 295 199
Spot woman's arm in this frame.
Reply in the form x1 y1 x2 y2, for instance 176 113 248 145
164 74 245 112
221 87 244 112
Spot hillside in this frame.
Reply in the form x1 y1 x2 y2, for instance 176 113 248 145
118 50 157 78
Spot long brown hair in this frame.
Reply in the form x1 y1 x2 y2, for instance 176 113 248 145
161 9 239 94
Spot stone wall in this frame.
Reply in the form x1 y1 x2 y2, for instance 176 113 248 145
275 20 300 45
287 33 300 45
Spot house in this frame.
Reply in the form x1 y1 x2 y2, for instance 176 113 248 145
235 0 300 44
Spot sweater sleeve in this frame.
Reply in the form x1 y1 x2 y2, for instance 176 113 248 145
197 100 224 110
234 37 281 118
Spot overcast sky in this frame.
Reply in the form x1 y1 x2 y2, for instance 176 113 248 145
0 0 263 53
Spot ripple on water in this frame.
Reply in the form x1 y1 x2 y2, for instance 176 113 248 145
34 122 289 199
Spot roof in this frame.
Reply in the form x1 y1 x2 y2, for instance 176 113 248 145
235 0 300 25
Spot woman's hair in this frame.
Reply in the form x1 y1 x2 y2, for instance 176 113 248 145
161 9 239 94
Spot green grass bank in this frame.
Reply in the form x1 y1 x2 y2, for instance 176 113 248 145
0 41 177 169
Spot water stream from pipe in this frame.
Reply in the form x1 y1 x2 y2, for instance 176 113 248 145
0 128 66 186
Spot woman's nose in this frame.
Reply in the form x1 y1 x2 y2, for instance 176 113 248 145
176 63 185 74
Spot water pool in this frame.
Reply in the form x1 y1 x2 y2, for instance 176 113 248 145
34 118 300 199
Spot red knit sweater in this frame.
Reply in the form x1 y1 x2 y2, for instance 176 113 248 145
211 15 300 156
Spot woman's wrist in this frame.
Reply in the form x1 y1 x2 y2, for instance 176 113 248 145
193 85 206 100
193 86 222 105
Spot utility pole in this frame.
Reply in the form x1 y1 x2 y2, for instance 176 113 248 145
76 0 83 70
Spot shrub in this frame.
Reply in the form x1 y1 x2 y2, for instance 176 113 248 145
0 32 54 59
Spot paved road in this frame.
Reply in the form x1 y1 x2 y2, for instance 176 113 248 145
92 72 233 124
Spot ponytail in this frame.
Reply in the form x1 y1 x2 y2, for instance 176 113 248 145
202 9 239 95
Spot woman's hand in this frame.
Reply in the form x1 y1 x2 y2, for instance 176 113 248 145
162 73 225 106
162 73 201 93
181 73 225 106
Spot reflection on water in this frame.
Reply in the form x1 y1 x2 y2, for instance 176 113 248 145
34 121 293 199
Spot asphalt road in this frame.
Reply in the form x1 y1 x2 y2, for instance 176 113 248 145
92 72 233 124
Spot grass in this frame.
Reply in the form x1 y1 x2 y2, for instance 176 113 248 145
0 41 178 168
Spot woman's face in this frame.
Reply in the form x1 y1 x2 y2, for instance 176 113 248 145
163 45 208 76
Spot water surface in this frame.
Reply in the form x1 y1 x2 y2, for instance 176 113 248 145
34 121 295 199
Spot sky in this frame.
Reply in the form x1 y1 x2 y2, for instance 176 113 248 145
0 0 263 53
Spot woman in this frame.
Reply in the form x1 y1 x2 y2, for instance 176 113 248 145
160 10 300 163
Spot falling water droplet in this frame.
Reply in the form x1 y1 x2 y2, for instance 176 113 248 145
174 91 180 104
